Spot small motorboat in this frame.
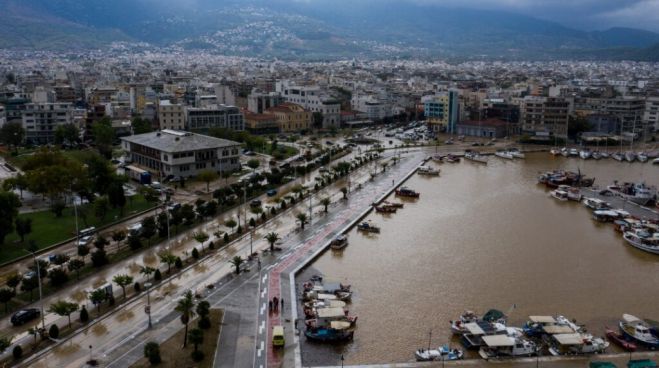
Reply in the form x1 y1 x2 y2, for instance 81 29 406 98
637 152 649 163
330 235 348 250
508 148 525 159
374 205 396 213
415 345 464 362
579 150 592 159
418 166 440 176
395 187 420 198
605 326 637 351
357 221 380 233
592 151 602 160
625 151 637 162
446 154 460 163
548 333 609 355
495 150 514 160
613 152 625 161
304 327 354 342
653 158 659 165
569 148 579 157
550 190 569 201
619 314 659 349
550 148 561 156
465 151 488 164
382 201 404 208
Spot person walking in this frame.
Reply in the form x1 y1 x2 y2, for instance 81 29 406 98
273 296 279 312
280 297 284 311
257 258 261 271
269 300 273 312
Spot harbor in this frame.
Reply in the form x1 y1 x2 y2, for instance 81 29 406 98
295 150 659 366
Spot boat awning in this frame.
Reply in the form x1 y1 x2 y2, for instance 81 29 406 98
316 293 337 300
317 307 346 318
323 282 343 293
330 321 351 330
482 335 515 347
328 301 346 308
553 333 584 345
543 325 576 334
594 210 619 217
623 314 642 323
529 316 557 324
464 322 486 335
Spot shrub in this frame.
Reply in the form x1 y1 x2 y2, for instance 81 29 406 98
192 248 200 260
144 342 161 365
208 241 215 250
134 282 141 293
12 345 22 360
49 324 60 339
108 295 115 306
198 316 211 330
261 212 266 222
191 350 204 362
223 233 229 244
79 306 89 323
154 269 162 281
175 257 183 269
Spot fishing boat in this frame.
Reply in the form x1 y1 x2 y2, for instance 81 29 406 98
580 150 592 159
495 150 514 160
446 154 460 163
556 185 582 202
509 148 525 159
548 333 609 355
625 151 637 162
613 152 625 161
623 230 659 255
357 221 380 233
415 345 464 362
605 326 637 351
538 170 595 188
374 205 396 213
619 314 659 349
592 210 622 222
450 309 507 335
382 201 404 208
607 182 657 206
637 152 649 163
550 190 569 201
418 166 440 176
583 197 611 211
464 151 488 164
395 187 420 198
460 321 509 349
330 235 348 250
431 154 445 162
305 307 358 328
522 315 581 338
304 326 354 342
478 335 538 359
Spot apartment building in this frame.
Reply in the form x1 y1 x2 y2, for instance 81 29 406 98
22 102 73 144
186 105 244 131
422 91 459 133
158 100 185 131
520 96 570 137
266 102 311 132
276 81 340 129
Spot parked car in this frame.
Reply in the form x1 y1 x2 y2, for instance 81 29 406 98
77 235 94 247
266 189 277 197
11 308 40 326
250 199 262 207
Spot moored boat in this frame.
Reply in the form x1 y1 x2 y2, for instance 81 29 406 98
619 314 659 349
395 186 420 198
450 309 507 335
418 166 440 176
583 197 611 211
605 326 637 351
478 335 538 359
357 221 380 233
625 151 637 162
509 148 525 159
464 151 488 164
550 190 569 201
548 333 609 356
637 152 649 163
613 152 625 161
446 154 460 163
304 326 354 342
374 205 396 213
495 150 514 160
415 345 464 362
330 235 348 250
579 150 592 159
623 230 659 255
607 182 657 206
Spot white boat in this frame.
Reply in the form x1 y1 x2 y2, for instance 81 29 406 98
478 335 538 359
623 230 659 255
548 333 609 355
550 190 569 201
550 148 561 156
522 315 581 337
625 151 636 162
600 152 610 159
619 314 659 349
417 166 440 176
557 185 582 202
561 148 569 157
591 151 602 160
415 345 464 362
508 148 525 159
569 148 579 157
582 197 610 211
607 182 657 206
654 158 659 165
495 151 514 160
464 151 488 164
579 150 592 159
612 152 624 161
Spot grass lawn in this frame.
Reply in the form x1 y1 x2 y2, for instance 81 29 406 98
131 309 223 368
254 143 298 159
1 195 155 264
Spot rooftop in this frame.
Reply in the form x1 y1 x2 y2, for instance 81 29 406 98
121 130 239 152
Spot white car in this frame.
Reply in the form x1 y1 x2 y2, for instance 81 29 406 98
77 235 93 246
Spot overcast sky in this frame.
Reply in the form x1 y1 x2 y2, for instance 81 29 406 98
411 0 659 31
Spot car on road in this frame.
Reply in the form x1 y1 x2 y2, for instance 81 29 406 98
77 235 94 247
325 141 334 145
272 325 285 347
11 308 40 326
266 189 277 197
250 199 262 207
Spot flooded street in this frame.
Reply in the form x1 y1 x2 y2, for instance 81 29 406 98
303 152 659 365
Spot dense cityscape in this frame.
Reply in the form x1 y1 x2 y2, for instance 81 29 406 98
0 2 659 368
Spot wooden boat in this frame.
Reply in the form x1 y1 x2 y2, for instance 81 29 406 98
374 205 396 213
357 221 380 233
382 201 403 208
395 186 420 198
605 326 637 351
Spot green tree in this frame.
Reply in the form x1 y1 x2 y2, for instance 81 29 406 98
0 122 25 153
159 251 177 274
0 336 13 354
128 235 142 251
144 341 161 365
0 288 15 313
112 274 134 299
15 217 32 243
131 117 153 135
2 174 28 199
188 328 204 352
197 170 218 193
247 159 260 171
111 230 126 253
88 288 107 316
77 244 90 262
93 235 109 250
0 191 21 244
6 273 21 291
175 290 196 347
91 249 109 267
93 196 110 220
48 268 69 287
48 300 79 329
140 266 156 281
225 219 237 233
193 231 209 251
141 216 157 245
265 232 280 253
107 181 126 214
341 187 348 199
21 276 38 301
139 186 160 203
229 256 243 275
296 213 307 230
320 197 331 213
54 123 80 145
67 259 85 280
92 118 115 158
49 324 59 339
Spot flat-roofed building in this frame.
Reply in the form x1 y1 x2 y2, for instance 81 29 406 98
186 105 244 132
158 100 185 131
266 102 311 132
121 130 241 178
22 102 73 144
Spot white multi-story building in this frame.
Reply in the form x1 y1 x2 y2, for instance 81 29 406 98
276 81 340 129
351 93 391 120
121 130 241 179
643 96 659 131
22 102 73 144
186 105 244 131
158 100 185 131
247 89 284 114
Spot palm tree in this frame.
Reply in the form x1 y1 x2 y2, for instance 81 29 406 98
296 213 307 230
320 197 331 213
112 274 134 299
265 232 280 253
48 300 79 329
175 290 195 347
193 231 209 251
229 256 243 275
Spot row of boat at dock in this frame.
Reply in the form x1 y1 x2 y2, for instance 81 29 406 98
416 309 659 362
372 186 419 213
301 276 356 343
550 147 659 164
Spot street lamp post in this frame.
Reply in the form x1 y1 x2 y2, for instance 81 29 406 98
308 191 312 221
145 282 152 328
249 230 253 257
340 354 344 368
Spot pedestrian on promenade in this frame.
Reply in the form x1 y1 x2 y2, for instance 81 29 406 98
257 258 261 271
273 296 279 311
269 300 273 312
281 297 284 311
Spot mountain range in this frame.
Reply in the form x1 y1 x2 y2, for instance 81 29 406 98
1 0 658 61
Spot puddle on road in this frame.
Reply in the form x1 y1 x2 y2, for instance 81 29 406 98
53 341 80 356
92 323 107 336
71 289 86 303
92 278 107 288
142 252 157 266
116 309 134 322
194 263 208 273
160 282 179 296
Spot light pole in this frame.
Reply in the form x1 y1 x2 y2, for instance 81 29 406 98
340 354 344 368
145 282 152 328
308 191 312 221
249 230 253 257
25 250 46 332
